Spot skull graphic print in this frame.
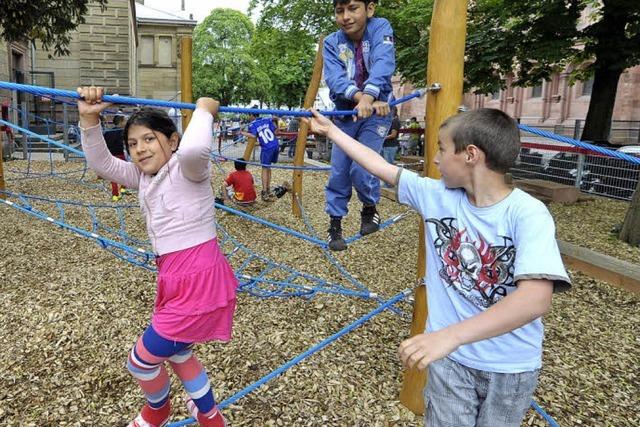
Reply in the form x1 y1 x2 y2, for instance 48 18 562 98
427 217 516 308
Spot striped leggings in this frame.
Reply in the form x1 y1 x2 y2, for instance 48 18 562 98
126 325 217 416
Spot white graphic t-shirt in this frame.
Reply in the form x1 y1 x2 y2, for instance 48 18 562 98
398 170 570 373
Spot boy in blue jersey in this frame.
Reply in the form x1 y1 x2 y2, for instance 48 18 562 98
324 0 395 251
242 109 280 202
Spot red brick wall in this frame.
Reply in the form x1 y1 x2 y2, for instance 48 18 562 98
394 65 640 127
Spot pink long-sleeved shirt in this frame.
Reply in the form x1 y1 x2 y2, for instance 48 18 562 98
81 108 217 255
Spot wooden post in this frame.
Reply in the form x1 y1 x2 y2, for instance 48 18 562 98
0 130 5 199
292 36 324 217
399 0 469 415
243 136 257 161
180 37 193 131
62 103 70 162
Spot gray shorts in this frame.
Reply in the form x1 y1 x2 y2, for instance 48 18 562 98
423 357 539 427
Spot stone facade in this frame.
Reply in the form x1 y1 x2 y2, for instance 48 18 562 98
0 0 195 128
32 0 135 96
0 40 31 122
0 41 30 85
4 0 196 102
135 2 196 102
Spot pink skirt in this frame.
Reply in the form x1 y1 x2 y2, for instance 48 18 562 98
152 238 238 343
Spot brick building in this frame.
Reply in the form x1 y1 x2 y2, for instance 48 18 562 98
390 64 640 146
393 66 640 127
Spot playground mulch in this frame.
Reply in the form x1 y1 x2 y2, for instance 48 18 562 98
0 159 638 426
549 197 640 264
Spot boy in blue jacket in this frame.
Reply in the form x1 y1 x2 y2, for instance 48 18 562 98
324 0 395 251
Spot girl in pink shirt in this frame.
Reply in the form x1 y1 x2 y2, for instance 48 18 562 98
78 86 236 427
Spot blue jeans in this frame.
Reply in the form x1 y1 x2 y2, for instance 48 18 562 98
382 146 398 164
423 357 539 427
325 114 392 217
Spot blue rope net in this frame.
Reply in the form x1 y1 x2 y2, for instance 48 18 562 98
0 82 571 426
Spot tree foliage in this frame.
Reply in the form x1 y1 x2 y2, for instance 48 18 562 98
192 8 270 106
0 0 108 56
249 0 335 35
249 26 316 108
248 0 433 85
465 1 583 94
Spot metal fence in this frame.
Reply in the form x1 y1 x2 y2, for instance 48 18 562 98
519 119 640 145
511 137 640 201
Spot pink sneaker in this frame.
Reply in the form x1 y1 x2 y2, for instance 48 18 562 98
127 402 171 427
186 398 228 427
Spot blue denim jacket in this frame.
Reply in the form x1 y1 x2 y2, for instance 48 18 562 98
323 17 396 110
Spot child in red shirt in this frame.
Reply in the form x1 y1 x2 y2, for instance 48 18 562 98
223 158 257 204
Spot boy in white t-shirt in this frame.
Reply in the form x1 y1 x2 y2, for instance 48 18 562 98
306 107 570 427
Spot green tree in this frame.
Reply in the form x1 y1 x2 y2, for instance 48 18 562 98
466 0 640 145
192 8 270 106
249 0 334 35
464 0 640 246
248 0 431 85
0 0 108 56
249 26 315 109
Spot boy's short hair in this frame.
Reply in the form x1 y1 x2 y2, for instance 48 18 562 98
248 105 259 120
441 108 521 174
234 158 247 171
333 0 376 7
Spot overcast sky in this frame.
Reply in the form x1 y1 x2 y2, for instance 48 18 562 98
140 0 259 23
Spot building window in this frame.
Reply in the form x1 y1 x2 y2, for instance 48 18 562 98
140 36 154 65
158 36 173 66
531 83 543 98
582 78 594 96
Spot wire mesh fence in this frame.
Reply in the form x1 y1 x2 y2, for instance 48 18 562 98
519 119 640 145
512 136 640 201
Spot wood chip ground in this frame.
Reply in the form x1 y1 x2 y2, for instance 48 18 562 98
0 160 638 426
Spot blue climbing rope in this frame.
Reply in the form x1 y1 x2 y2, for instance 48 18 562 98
166 289 411 427
518 124 640 165
0 81 425 118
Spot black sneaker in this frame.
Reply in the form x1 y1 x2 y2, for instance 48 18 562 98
273 181 291 199
360 204 380 236
327 216 347 251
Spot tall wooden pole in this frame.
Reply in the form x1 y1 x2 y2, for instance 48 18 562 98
292 36 324 217
399 0 469 415
180 37 193 131
243 136 257 161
